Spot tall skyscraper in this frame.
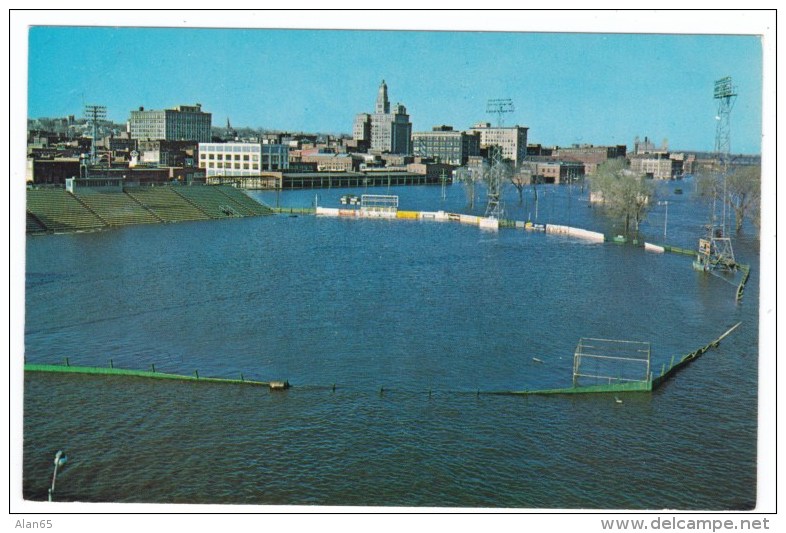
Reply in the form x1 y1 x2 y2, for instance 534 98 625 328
353 80 412 155
376 80 390 114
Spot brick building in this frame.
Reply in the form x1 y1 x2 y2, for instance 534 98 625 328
412 126 481 166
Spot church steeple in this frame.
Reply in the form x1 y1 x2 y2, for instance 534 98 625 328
375 79 390 114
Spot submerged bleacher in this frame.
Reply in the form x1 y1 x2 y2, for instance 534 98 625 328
74 191 161 226
26 211 51 235
26 189 107 233
26 185 274 234
124 187 211 223
214 186 276 216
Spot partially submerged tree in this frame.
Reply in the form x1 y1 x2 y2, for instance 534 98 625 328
725 166 761 232
696 165 761 232
510 161 539 207
455 166 479 209
590 159 655 237
459 151 514 213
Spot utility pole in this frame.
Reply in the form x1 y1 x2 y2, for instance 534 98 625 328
658 200 669 240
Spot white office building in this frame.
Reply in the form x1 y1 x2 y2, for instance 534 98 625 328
467 123 529 165
198 142 289 177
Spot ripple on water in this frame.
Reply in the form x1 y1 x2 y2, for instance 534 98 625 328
24 185 760 508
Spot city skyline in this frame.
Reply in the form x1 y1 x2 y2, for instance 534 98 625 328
11 11 778 525
24 19 764 155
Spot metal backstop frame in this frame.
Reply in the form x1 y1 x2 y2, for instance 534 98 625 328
360 194 399 217
572 338 651 388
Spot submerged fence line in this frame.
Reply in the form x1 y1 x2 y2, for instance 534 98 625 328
505 322 741 396
736 264 751 301
25 323 740 397
23 361 290 389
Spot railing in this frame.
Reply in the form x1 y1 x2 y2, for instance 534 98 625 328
272 207 317 215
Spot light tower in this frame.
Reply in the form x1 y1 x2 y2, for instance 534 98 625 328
484 145 505 220
483 99 514 219
84 104 106 166
713 76 737 171
486 98 514 127
694 77 737 273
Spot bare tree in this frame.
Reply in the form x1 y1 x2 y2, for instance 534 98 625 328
725 165 761 232
590 159 655 237
510 163 534 206
456 166 479 209
696 165 761 232
485 159 512 196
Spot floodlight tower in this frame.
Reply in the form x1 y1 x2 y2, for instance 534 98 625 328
482 99 514 219
486 98 514 127
713 76 737 172
694 78 737 273
84 104 106 166
713 77 737 267
484 145 505 220
713 76 737 237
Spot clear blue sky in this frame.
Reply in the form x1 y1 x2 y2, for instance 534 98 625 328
27 26 763 154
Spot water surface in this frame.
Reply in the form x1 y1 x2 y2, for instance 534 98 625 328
23 182 760 508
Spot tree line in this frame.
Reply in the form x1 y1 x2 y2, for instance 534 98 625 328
454 151 761 239
589 160 760 238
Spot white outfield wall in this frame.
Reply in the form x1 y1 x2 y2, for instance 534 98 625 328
418 211 450 221
478 217 500 230
545 224 605 243
315 206 395 219
316 206 499 230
